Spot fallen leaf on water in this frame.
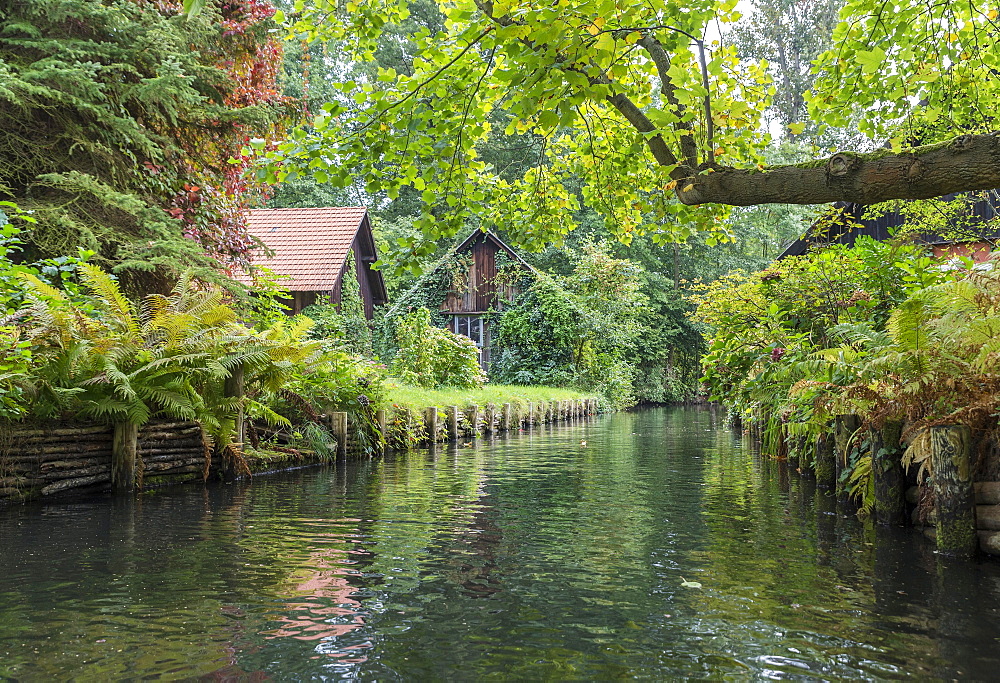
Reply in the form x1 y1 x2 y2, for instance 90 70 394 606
680 577 702 589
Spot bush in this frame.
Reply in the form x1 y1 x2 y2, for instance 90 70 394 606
390 308 486 389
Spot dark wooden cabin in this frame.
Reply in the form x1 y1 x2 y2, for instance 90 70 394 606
441 231 534 370
415 231 534 371
779 192 1000 261
240 207 388 318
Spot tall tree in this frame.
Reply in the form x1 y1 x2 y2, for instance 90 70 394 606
0 0 288 291
258 0 1000 262
730 0 841 135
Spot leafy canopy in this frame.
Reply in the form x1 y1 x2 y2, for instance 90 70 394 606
259 0 998 266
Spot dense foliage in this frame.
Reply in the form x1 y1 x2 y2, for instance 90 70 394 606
389 308 486 389
3 261 385 460
692 239 1000 510
261 0 1000 267
0 0 289 290
491 244 645 407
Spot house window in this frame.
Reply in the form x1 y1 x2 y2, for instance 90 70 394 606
451 315 490 370
454 315 484 347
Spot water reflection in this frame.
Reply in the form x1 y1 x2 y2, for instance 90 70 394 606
2 408 1000 679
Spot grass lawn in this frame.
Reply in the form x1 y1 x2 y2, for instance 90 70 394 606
384 382 599 414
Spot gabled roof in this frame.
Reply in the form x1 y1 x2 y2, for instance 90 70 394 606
453 230 536 271
386 230 538 318
241 207 370 290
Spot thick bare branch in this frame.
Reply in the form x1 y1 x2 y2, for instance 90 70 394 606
675 134 1000 206
636 33 698 169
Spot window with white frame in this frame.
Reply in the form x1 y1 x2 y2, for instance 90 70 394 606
453 315 484 347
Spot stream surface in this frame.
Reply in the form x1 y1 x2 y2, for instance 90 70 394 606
2 407 1000 680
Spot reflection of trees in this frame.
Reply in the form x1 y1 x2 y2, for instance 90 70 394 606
694 431 948 672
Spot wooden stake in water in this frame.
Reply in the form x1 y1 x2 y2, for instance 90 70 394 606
931 425 977 557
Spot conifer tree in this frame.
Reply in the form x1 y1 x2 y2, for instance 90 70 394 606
0 0 289 292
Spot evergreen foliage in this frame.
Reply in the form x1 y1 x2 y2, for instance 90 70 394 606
0 0 288 291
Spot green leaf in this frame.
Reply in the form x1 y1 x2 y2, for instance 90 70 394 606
182 0 206 18
856 46 886 75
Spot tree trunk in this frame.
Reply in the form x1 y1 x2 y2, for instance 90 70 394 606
675 134 1000 207
872 421 906 526
931 425 977 557
111 421 139 493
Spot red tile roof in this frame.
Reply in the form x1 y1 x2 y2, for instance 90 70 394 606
240 207 368 291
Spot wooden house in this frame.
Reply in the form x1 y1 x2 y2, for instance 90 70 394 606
441 231 535 370
394 230 535 371
779 192 1000 261
240 207 388 317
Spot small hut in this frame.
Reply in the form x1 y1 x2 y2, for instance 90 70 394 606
392 230 535 370
241 207 388 317
779 193 1000 262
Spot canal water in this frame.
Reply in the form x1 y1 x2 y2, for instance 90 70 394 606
2 407 1000 680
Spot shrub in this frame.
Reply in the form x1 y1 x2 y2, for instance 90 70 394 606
391 308 485 389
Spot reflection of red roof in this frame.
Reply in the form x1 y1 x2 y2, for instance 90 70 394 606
242 207 369 291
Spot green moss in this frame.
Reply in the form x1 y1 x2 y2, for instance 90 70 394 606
935 514 978 556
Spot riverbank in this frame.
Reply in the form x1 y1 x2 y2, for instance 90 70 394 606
0 385 603 505
364 385 601 452
742 412 1000 558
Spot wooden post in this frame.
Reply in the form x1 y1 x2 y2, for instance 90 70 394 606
331 412 348 459
872 420 906 526
111 421 139 493
799 433 814 474
484 405 495 434
834 414 859 497
931 425 977 557
224 361 245 448
815 432 835 489
469 405 480 436
525 402 533 428
447 406 460 441
376 409 387 454
424 407 438 444
787 436 803 472
501 403 512 432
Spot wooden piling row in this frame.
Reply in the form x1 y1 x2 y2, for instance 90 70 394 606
379 397 600 450
748 410 998 558
0 398 603 503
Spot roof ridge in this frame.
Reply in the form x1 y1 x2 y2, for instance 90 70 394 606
249 206 366 212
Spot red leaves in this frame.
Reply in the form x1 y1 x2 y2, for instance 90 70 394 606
133 0 288 267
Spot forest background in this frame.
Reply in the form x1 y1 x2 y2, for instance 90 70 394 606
264 0 845 406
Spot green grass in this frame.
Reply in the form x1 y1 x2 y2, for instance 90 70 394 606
385 382 599 413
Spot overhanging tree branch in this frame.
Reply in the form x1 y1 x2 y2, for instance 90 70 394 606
675 134 1000 206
